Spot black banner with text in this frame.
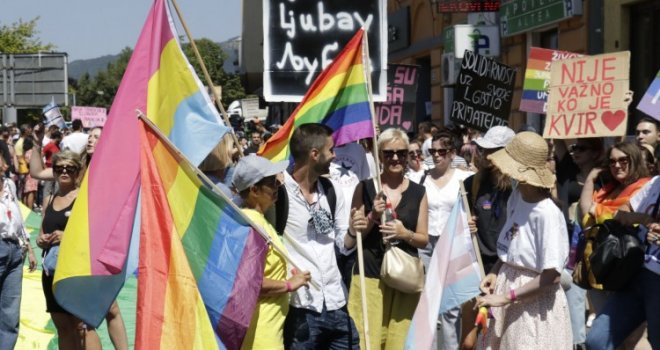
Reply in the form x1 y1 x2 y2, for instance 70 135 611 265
375 64 419 132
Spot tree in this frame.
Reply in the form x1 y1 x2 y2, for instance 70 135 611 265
182 38 246 108
0 17 54 53
74 47 132 108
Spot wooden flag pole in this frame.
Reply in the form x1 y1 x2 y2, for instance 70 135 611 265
459 180 486 278
137 110 319 290
168 0 244 158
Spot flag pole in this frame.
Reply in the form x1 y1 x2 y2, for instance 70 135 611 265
356 28 376 350
168 0 244 158
459 180 485 278
137 110 319 290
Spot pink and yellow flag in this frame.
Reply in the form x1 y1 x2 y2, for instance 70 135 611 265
53 0 228 327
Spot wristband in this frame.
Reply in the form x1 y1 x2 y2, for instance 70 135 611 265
509 288 517 302
367 211 381 223
347 230 357 239
408 230 415 243
286 281 292 292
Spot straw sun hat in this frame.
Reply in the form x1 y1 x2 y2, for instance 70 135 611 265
487 131 555 189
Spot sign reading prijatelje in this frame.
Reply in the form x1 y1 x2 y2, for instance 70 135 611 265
543 51 631 139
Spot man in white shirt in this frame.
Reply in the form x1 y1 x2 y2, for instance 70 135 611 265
282 123 359 349
59 119 88 155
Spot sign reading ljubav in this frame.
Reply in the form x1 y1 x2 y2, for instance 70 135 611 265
543 51 631 139
263 0 387 102
450 50 516 132
375 64 419 132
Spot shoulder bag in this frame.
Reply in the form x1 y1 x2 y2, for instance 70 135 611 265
380 242 425 293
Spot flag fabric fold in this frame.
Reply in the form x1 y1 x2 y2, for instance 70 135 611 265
405 196 482 350
138 119 268 349
53 0 228 327
258 28 374 161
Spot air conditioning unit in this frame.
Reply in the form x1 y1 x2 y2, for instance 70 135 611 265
441 52 459 86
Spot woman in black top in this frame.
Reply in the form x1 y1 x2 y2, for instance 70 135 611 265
37 151 102 350
345 128 429 349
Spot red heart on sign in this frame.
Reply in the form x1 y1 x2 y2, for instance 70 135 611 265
601 110 626 131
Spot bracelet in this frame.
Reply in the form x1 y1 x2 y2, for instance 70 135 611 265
408 230 415 243
347 230 357 239
286 281 292 292
367 211 381 223
509 288 517 302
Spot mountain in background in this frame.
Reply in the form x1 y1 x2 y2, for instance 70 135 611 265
68 54 121 80
68 37 240 81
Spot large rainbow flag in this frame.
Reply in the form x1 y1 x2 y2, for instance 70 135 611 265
258 29 374 161
138 119 268 349
405 196 482 349
53 0 228 327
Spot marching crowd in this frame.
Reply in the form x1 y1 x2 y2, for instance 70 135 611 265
1 115 660 350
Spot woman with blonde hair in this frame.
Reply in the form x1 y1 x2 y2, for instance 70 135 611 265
199 132 239 197
347 127 429 349
476 132 572 349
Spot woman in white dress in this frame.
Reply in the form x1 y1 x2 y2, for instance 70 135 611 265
476 132 572 349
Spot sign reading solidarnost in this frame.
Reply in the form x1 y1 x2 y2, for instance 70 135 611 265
543 51 630 139
375 64 419 132
263 0 387 102
520 47 584 114
637 69 660 121
450 50 516 132
71 106 107 128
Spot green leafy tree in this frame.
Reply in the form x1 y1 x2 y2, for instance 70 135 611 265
75 47 133 108
0 17 54 53
182 38 245 108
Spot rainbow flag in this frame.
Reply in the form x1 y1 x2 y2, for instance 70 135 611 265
520 47 583 114
138 120 268 349
53 0 228 327
405 196 482 349
258 29 374 161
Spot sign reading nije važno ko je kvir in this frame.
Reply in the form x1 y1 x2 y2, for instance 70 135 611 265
543 51 631 139
263 0 387 102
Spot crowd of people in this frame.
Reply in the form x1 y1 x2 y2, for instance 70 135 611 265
1 114 660 350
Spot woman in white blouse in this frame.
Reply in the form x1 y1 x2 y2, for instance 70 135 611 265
476 132 572 349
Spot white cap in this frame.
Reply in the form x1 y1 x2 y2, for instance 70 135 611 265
473 126 515 149
232 155 289 192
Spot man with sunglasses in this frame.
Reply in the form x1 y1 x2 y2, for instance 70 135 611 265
281 123 359 349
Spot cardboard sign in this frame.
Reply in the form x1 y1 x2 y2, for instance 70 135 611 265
520 47 583 114
71 106 107 128
544 51 630 139
263 0 387 102
374 64 419 132
450 50 516 132
637 69 660 120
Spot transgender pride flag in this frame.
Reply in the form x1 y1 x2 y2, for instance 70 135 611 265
405 195 482 350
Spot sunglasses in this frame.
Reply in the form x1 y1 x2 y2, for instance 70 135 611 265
608 156 630 167
428 148 452 156
382 149 408 159
569 144 590 153
408 150 423 157
53 165 80 174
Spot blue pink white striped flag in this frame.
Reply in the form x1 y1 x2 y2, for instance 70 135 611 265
405 195 482 349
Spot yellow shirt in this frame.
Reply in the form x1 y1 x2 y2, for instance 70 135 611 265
240 209 289 350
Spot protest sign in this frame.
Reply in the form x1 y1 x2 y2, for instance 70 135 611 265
42 100 66 129
375 64 419 132
71 106 107 128
520 47 583 114
543 51 630 139
450 50 516 132
263 0 387 102
637 69 660 121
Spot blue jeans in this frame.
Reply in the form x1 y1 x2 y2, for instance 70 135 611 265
0 239 23 350
284 305 359 349
564 270 587 344
586 269 660 349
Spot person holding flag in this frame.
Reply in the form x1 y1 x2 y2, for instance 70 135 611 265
476 132 572 349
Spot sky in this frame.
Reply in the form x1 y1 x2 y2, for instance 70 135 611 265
0 0 242 61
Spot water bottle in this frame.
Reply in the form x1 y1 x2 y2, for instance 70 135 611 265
383 201 399 245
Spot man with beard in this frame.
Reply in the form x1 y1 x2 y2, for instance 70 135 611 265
281 123 359 349
460 126 514 349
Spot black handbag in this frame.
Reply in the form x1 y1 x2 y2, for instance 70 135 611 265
589 219 645 291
